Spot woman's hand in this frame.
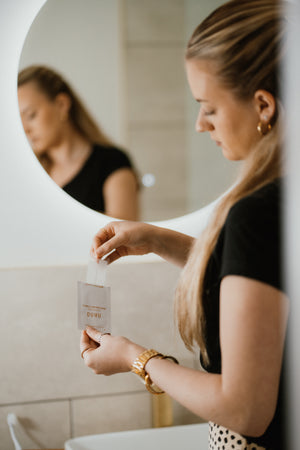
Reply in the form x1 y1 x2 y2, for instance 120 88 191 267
80 326 145 375
91 221 194 267
90 221 158 264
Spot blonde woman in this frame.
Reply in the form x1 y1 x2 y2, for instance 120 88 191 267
18 66 139 220
80 1 288 448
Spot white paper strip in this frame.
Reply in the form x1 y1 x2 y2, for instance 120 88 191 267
86 258 107 286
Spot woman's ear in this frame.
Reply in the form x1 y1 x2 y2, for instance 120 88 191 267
55 93 72 121
254 89 276 123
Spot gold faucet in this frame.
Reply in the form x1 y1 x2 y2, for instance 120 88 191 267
152 393 173 428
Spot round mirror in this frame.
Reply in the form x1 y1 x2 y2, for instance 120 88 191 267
18 0 238 222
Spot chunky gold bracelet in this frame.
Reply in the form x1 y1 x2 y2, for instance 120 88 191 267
131 349 163 378
131 349 179 395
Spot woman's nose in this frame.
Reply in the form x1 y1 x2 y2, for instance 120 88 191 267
195 110 213 133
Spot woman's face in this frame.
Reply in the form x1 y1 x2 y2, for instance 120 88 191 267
18 81 67 155
185 59 262 161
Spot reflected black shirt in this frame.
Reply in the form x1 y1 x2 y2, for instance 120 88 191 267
63 144 133 213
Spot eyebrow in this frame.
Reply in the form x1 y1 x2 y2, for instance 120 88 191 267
195 98 208 103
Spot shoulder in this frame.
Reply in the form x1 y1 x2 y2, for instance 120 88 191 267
227 179 281 228
220 179 282 290
90 144 133 179
92 144 132 164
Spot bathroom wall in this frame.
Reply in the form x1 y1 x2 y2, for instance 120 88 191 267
0 262 203 450
123 0 187 221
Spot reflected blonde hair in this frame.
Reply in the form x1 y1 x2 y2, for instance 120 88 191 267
175 0 287 364
18 65 112 147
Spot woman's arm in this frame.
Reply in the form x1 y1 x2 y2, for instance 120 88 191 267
81 276 289 437
103 168 139 220
91 221 195 267
145 276 289 436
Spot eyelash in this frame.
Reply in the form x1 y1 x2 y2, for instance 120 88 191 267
204 110 215 116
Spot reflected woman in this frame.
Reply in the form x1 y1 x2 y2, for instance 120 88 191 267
18 66 139 220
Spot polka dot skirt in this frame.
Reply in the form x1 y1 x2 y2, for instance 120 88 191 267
208 422 266 450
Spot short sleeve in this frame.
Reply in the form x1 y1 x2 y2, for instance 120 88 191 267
101 147 133 180
220 191 282 291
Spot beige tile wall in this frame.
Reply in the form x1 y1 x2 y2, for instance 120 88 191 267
124 0 188 222
125 0 184 44
126 47 185 124
71 392 152 436
129 125 186 221
0 261 202 450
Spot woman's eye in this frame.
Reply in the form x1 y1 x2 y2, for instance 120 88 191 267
204 110 215 116
28 112 37 120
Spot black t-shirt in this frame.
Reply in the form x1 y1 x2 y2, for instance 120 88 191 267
202 179 285 449
63 144 134 213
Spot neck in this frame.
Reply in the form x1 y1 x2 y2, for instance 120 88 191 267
47 124 91 167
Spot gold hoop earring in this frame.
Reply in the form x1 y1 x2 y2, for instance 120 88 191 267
257 121 272 136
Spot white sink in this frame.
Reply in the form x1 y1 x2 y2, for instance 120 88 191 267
65 423 209 450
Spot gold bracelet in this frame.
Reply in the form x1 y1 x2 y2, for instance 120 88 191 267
131 349 179 395
160 355 179 365
131 349 163 379
144 373 164 394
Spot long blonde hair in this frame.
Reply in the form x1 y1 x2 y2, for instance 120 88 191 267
18 65 112 147
175 0 286 364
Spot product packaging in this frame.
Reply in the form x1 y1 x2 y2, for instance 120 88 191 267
77 259 111 333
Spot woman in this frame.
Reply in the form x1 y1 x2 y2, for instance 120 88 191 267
18 66 139 220
80 1 288 448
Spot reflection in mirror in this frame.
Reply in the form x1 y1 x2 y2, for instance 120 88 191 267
17 66 139 220
19 0 238 222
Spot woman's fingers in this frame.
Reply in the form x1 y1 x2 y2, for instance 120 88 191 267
90 221 152 263
80 330 143 375
90 227 112 259
90 223 126 261
96 236 127 260
80 330 90 348
80 329 99 347
103 249 123 265
80 330 94 359
86 326 102 343
80 330 99 356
